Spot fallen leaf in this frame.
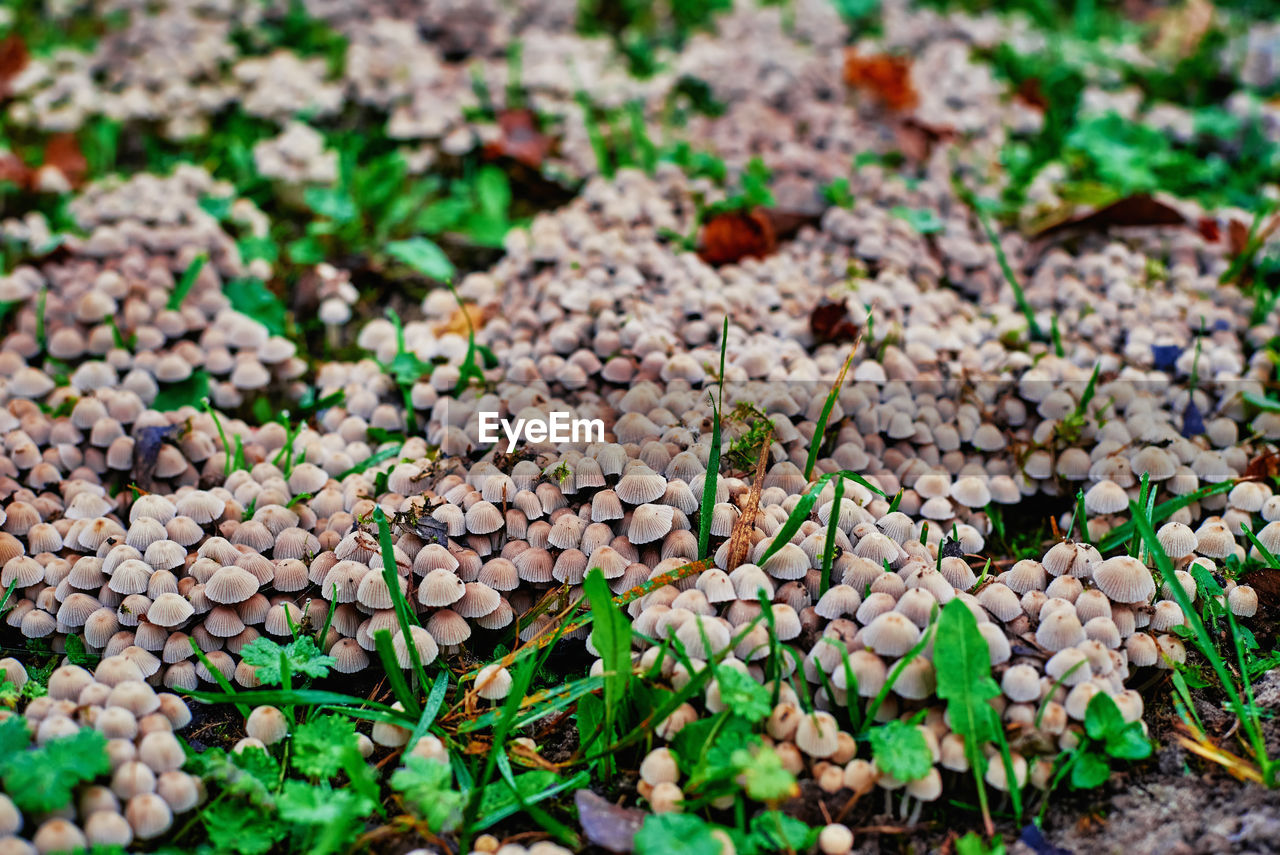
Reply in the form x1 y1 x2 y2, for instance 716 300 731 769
483 108 553 170
843 50 918 112
575 790 645 853
0 35 28 97
0 150 29 187
1032 194 1187 239
1244 449 1280 482
893 117 956 161
431 301 494 337
1014 77 1050 112
1196 217 1221 242
1151 0 1215 62
698 207 776 266
809 299 859 345
42 133 87 188
1228 218 1251 257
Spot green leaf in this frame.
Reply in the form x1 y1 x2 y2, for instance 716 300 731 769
634 813 721 855
392 756 464 832
386 237 455 282
1084 691 1126 742
1105 724 1153 761
2 728 111 813
746 812 815 852
240 636 335 684
304 186 358 222
867 719 931 782
476 768 560 819
231 745 281 788
934 598 1003 744
956 832 1007 855
224 277 288 336
203 800 285 855
292 715 359 779
584 567 632 775
167 255 207 311
715 667 770 724
475 165 512 218
890 206 944 234
0 716 30 758
1070 751 1111 789
152 370 211 411
731 745 798 802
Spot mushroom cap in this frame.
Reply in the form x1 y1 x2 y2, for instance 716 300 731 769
1092 556 1156 603
245 705 289 745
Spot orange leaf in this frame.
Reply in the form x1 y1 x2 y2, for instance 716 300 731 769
843 50 918 112
0 150 29 188
0 35 28 97
483 108 553 170
42 133 87 188
809 299 860 345
698 208 776 266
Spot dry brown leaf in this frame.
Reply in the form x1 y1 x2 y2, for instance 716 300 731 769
1152 0 1215 62
698 207 777 266
843 50 918 112
724 423 773 572
0 35 28 97
1032 194 1188 239
432 301 494 337
42 133 87 188
483 108 554 170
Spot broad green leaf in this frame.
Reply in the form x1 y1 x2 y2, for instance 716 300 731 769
304 186 358 222
746 811 815 852
240 636 335 684
1070 751 1111 789
392 755 464 832
584 567 631 775
3 728 110 813
152 370 211 412
1084 691 1126 742
224 277 288 336
292 715 360 779
203 800 285 855
634 813 720 855
386 237 455 282
732 745 797 802
867 719 931 782
715 667 770 723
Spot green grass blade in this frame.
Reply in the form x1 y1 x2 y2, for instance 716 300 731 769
167 254 207 311
805 345 856 480
1240 523 1280 570
698 318 729 559
820 477 844 597
187 639 249 717
1098 480 1235 552
374 508 428 698
760 470 885 567
408 671 451 751
584 567 631 780
373 628 422 716
1128 500 1266 763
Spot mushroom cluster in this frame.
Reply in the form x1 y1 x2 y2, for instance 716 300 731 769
0 659 197 854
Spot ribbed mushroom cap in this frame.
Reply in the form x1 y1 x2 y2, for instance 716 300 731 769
125 793 173 840
356 570 406 610
862 612 921 657
951 476 992 508
475 663 513 700
205 566 260 604
464 500 503 535
1228 585 1258 617
138 731 185 773
1131 446 1176 481
155 771 200 813
425 609 470 647
629 503 675 545
1036 608 1086 651
1194 521 1236 559
815 585 862 620
85 810 134 848
762 542 810 580
1002 664 1041 702
1045 647 1093 686
1084 480 1129 515
393 625 441 667
795 711 840 758
419 568 466 607
1155 522 1197 558
329 638 370 673
1092 556 1156 603
32 818 88 855
245 705 289 745
674 615 731 658
148 593 194 628
616 466 667 505
2 555 43 587
1004 559 1047 595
